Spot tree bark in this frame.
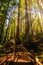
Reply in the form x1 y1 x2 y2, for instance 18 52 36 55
25 0 29 36
16 0 21 45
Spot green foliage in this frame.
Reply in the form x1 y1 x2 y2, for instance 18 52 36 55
0 1 43 61
0 0 11 43
0 44 3 48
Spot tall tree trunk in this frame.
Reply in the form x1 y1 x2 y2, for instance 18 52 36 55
23 0 33 43
16 0 21 45
29 5 33 35
25 0 29 37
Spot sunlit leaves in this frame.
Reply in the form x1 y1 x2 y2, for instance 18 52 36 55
1 6 7 13
28 0 32 5
32 0 38 8
20 0 25 8
0 0 43 43
33 16 41 33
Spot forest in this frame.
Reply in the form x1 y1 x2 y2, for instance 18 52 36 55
0 0 43 65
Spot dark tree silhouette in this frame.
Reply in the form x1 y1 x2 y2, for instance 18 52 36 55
16 0 21 45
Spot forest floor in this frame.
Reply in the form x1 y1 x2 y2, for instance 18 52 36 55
0 44 34 64
0 44 43 65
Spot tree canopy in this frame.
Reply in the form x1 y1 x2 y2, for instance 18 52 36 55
0 0 43 64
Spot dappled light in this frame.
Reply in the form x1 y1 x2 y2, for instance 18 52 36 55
0 0 43 65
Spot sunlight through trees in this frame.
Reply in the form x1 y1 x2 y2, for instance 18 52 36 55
0 0 43 64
